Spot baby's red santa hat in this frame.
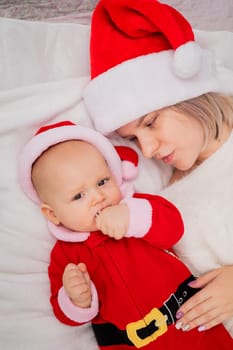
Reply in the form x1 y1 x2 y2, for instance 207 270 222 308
83 0 219 135
19 121 139 204
18 121 139 241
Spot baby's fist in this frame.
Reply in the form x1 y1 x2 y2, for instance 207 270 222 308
62 262 92 308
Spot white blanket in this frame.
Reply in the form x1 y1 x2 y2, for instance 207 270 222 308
1 4 233 350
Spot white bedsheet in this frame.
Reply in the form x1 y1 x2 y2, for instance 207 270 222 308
1 2 233 349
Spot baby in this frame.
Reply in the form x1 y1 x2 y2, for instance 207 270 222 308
19 121 233 349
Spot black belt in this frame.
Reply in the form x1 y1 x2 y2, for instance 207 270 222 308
92 275 200 348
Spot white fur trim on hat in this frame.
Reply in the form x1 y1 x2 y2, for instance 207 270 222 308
83 49 219 135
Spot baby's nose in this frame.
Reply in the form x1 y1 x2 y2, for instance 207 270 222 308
91 188 105 205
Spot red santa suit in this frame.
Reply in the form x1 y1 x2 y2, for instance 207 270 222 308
19 121 233 350
48 191 232 349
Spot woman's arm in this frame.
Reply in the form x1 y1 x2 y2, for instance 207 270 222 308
175 265 233 332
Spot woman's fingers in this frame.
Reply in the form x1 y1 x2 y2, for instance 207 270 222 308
175 266 233 331
176 302 228 331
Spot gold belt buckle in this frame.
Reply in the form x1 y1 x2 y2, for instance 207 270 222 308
126 308 168 348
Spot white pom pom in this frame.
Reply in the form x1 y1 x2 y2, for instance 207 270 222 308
122 160 138 181
172 41 202 79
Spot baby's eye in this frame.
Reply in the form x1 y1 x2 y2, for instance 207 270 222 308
98 178 109 186
73 192 83 201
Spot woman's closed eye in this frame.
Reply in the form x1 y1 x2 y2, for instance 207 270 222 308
145 115 158 128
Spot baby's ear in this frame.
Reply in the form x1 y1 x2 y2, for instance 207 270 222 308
40 204 60 225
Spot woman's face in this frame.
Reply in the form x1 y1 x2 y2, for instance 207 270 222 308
117 108 205 171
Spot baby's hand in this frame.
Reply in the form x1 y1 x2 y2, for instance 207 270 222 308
62 263 92 308
96 203 129 240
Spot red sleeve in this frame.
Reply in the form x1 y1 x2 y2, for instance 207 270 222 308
48 241 84 326
134 193 184 249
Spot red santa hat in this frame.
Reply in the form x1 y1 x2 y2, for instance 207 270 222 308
19 120 139 204
18 121 138 241
83 0 219 135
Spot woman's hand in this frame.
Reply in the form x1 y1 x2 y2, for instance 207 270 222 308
175 265 233 332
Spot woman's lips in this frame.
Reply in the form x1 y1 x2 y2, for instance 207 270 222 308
162 151 174 164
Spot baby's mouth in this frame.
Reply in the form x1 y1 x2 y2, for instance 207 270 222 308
95 211 100 218
95 204 111 218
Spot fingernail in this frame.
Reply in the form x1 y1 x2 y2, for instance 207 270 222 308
198 325 206 332
176 311 183 319
175 321 183 330
188 281 196 287
182 324 190 332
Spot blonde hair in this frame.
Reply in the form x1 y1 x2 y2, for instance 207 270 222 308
171 93 233 144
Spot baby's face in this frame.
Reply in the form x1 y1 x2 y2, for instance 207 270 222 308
32 140 122 232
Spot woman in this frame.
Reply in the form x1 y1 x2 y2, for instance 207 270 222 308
117 92 233 335
83 0 233 336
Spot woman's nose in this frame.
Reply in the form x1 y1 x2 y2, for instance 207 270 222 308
140 138 158 158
